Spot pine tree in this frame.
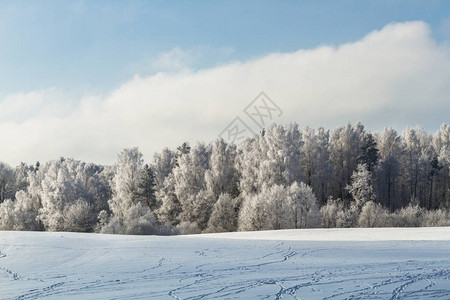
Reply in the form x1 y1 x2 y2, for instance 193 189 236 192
134 164 157 210
359 133 379 172
175 142 191 166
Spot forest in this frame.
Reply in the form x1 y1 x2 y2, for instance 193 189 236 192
0 122 449 234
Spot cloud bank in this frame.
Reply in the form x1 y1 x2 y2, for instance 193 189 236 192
1 21 449 166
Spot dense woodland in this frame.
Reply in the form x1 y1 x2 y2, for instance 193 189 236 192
0 122 449 234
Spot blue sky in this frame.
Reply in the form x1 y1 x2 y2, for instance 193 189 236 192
1 0 449 97
0 1 449 165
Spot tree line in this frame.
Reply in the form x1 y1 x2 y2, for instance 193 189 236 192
0 122 449 234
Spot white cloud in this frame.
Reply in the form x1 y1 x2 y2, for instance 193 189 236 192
150 47 200 71
0 21 449 166
0 88 74 122
131 46 235 74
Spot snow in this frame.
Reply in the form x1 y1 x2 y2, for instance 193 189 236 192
194 227 450 241
1 228 450 299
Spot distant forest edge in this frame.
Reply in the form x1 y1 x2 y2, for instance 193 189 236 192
0 122 449 234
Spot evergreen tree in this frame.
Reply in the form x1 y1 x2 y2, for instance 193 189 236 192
359 133 379 172
134 164 157 210
175 142 191 166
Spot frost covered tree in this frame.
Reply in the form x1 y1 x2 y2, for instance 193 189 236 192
172 143 213 228
176 221 201 235
393 201 424 227
289 182 319 228
415 128 436 209
104 147 158 234
238 182 317 231
260 124 303 187
31 158 109 232
399 128 424 206
237 124 302 199
329 123 366 200
63 199 96 232
173 143 210 200
108 148 144 218
422 209 450 226
205 139 239 199
14 162 32 193
320 197 350 228
152 147 180 225
178 189 215 230
101 202 158 235
152 147 177 191
375 128 402 210
0 190 41 231
1 121 449 234
76 162 111 210
238 184 294 231
301 126 317 187
300 126 331 204
37 160 81 230
432 123 450 208
156 143 213 228
347 164 375 209
236 136 265 197
0 162 16 203
205 193 238 232
358 201 391 227
155 173 181 226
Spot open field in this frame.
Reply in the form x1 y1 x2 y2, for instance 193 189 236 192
1 228 450 299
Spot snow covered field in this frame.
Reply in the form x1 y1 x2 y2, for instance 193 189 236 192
1 228 450 299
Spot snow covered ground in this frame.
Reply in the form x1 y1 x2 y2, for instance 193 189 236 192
1 228 450 299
